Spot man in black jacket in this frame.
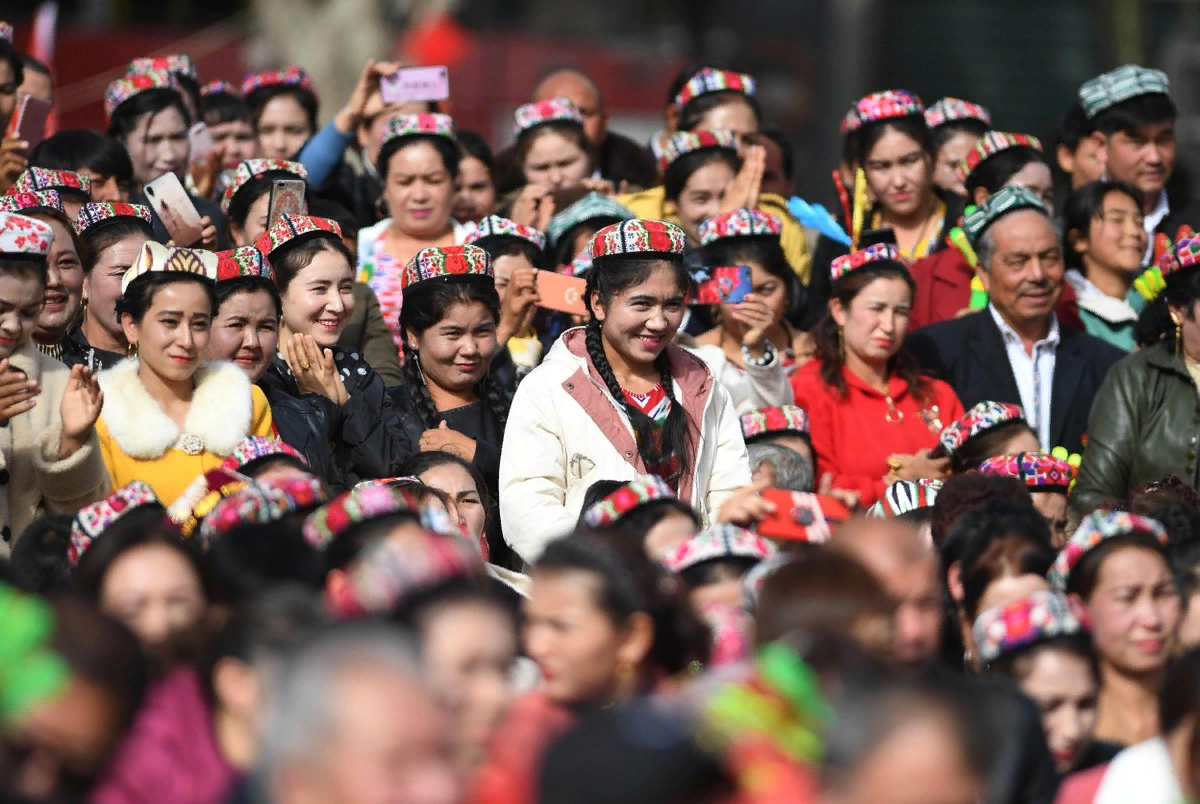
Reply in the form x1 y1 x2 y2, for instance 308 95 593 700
906 185 1123 455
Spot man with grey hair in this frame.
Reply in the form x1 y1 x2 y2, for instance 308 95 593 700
257 622 459 804
748 442 814 492
907 185 1122 456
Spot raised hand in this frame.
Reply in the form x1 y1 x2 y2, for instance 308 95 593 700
59 365 103 459
0 360 39 424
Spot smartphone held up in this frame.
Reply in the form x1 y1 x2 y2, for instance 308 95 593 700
144 173 205 247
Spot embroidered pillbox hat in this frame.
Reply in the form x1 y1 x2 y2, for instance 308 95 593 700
1049 510 1168 592
584 475 678 528
589 219 687 259
673 68 757 111
220 158 308 213
74 202 154 236
698 208 782 246
1157 230 1200 281
829 242 907 283
0 191 65 219
380 114 457 151
545 193 634 250
924 97 992 130
937 401 1026 456
658 129 739 174
214 246 274 282
241 67 317 98
122 241 219 292
1079 64 1170 120
973 589 1085 666
961 185 1050 248
167 469 252 540
198 475 329 547
128 54 198 81
400 244 492 292
866 478 943 519
956 131 1043 183
977 451 1075 491
302 484 426 550
105 68 178 120
0 212 54 257
221 437 306 474
740 405 809 442
69 482 161 565
512 97 585 137
9 168 92 198
464 215 546 252
255 214 342 258
662 524 775 574
840 90 924 134
200 80 239 98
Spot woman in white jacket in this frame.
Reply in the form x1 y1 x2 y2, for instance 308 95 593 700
499 219 750 562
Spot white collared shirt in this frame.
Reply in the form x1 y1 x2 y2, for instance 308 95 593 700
988 305 1060 449
1144 189 1170 262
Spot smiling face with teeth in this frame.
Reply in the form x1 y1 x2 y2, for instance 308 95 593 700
30 213 85 345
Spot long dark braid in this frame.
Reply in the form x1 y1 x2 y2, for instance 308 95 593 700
401 342 442 428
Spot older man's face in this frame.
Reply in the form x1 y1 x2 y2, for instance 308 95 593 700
981 210 1064 331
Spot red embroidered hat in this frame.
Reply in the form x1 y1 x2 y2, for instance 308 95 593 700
740 405 809 441
673 67 757 111
74 202 154 236
584 475 678 528
69 482 161 564
923 97 992 130
400 244 492 291
198 475 329 548
105 68 178 120
214 246 274 283
590 219 687 259
128 54 198 82
463 215 547 252
255 214 342 258
0 191 65 219
1049 510 1168 592
9 168 92 199
698 208 782 246
512 97 584 137
1158 230 1200 280
937 400 1026 456
658 129 738 174
380 114 456 151
200 80 239 98
302 484 425 550
0 212 55 256
221 436 307 473
840 90 924 135
973 590 1086 666
977 451 1075 491
241 67 317 99
956 131 1044 183
829 242 907 282
220 158 308 213
166 469 252 540
662 524 775 574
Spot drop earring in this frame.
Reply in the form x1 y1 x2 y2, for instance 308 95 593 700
1171 311 1183 357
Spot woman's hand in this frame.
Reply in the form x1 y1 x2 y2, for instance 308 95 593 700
58 365 103 459
283 333 349 406
496 267 540 346
335 60 402 133
716 480 776 526
420 420 477 462
730 295 773 354
510 184 556 231
0 137 28 194
0 360 39 424
166 215 218 249
818 472 862 510
884 448 950 483
187 151 223 200
719 144 765 215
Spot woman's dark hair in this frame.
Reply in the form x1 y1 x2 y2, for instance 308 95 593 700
392 574 516 639
535 529 710 677
0 39 24 90
309 198 359 244
956 507 1054 621
516 122 593 174
10 514 74 595
237 453 309 479
1092 92 1177 138
580 480 626 515
79 217 155 273
324 510 424 575
215 275 283 319
106 87 192 142
73 506 217 603
849 115 934 170
244 84 318 138
931 473 1031 555
269 233 355 294
398 449 495 533
457 129 495 172
399 279 512 429
964 145 1049 198
1057 102 1094 154
1136 259 1200 348
1160 649 1200 740
199 89 252 128
378 134 461 181
29 129 136 188
115 271 218 325
585 253 695 484
679 556 759 590
0 253 48 284
472 234 550 273
930 418 1038 471
930 118 989 156
662 147 740 204
988 633 1097 683
585 498 702 544
227 169 312 230
678 90 761 134
29 208 87 265
1068 531 1173 599
813 263 925 400
1061 180 1145 273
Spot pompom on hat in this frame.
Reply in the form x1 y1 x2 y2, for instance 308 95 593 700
937 400 1026 456
673 67 757 111
399 244 492 292
589 219 687 259
1048 510 1168 592
220 158 308 213
961 184 1050 249
657 129 738 174
121 241 219 293
977 451 1075 491
69 482 161 565
829 242 907 283
240 66 317 99
740 405 809 442
973 589 1086 666
74 202 154 236
104 68 178 120
379 114 456 151
865 478 942 519
924 97 992 130
463 215 547 252
1079 64 1170 120
0 192 65 220
840 90 924 135
220 437 307 474
128 54 198 82
583 475 679 528
662 524 776 574
166 468 252 540
255 214 341 258
512 97 584 137
955 131 1043 183
214 246 274 282
0 212 54 257
698 208 782 246
8 168 92 199
544 193 634 250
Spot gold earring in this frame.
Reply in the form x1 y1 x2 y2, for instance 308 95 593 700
1171 311 1183 356
127 342 138 358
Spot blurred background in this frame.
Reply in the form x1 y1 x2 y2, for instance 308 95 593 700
0 0 1196 201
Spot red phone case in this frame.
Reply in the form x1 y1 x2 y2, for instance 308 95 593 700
756 489 845 543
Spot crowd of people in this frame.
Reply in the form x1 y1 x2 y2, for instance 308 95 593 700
2 19 1200 804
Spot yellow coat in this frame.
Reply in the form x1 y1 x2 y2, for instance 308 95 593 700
616 187 812 284
95 359 274 505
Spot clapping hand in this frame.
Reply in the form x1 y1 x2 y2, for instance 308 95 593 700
59 365 103 459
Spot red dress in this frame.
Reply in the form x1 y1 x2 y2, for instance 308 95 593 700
790 360 964 507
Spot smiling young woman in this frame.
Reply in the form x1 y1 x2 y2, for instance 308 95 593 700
513 98 595 192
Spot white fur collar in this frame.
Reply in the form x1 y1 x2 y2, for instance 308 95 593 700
98 358 253 459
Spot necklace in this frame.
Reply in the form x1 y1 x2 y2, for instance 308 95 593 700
884 395 904 422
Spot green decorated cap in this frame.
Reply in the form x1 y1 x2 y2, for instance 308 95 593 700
1079 64 1170 119
961 185 1050 249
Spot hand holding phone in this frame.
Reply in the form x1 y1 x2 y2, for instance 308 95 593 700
267 179 308 228
756 488 834 543
692 265 753 305
535 270 588 315
5 95 52 150
380 66 451 105
144 173 204 246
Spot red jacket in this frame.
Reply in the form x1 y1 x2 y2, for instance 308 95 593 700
470 691 576 804
909 247 1085 331
790 360 964 507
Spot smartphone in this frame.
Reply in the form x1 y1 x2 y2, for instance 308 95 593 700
756 489 834 543
267 179 308 227
144 172 204 246
692 265 753 305
535 270 588 315
5 95 52 149
187 122 214 164
380 66 451 105
858 228 898 249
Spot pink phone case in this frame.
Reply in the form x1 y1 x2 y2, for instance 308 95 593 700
381 66 450 105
